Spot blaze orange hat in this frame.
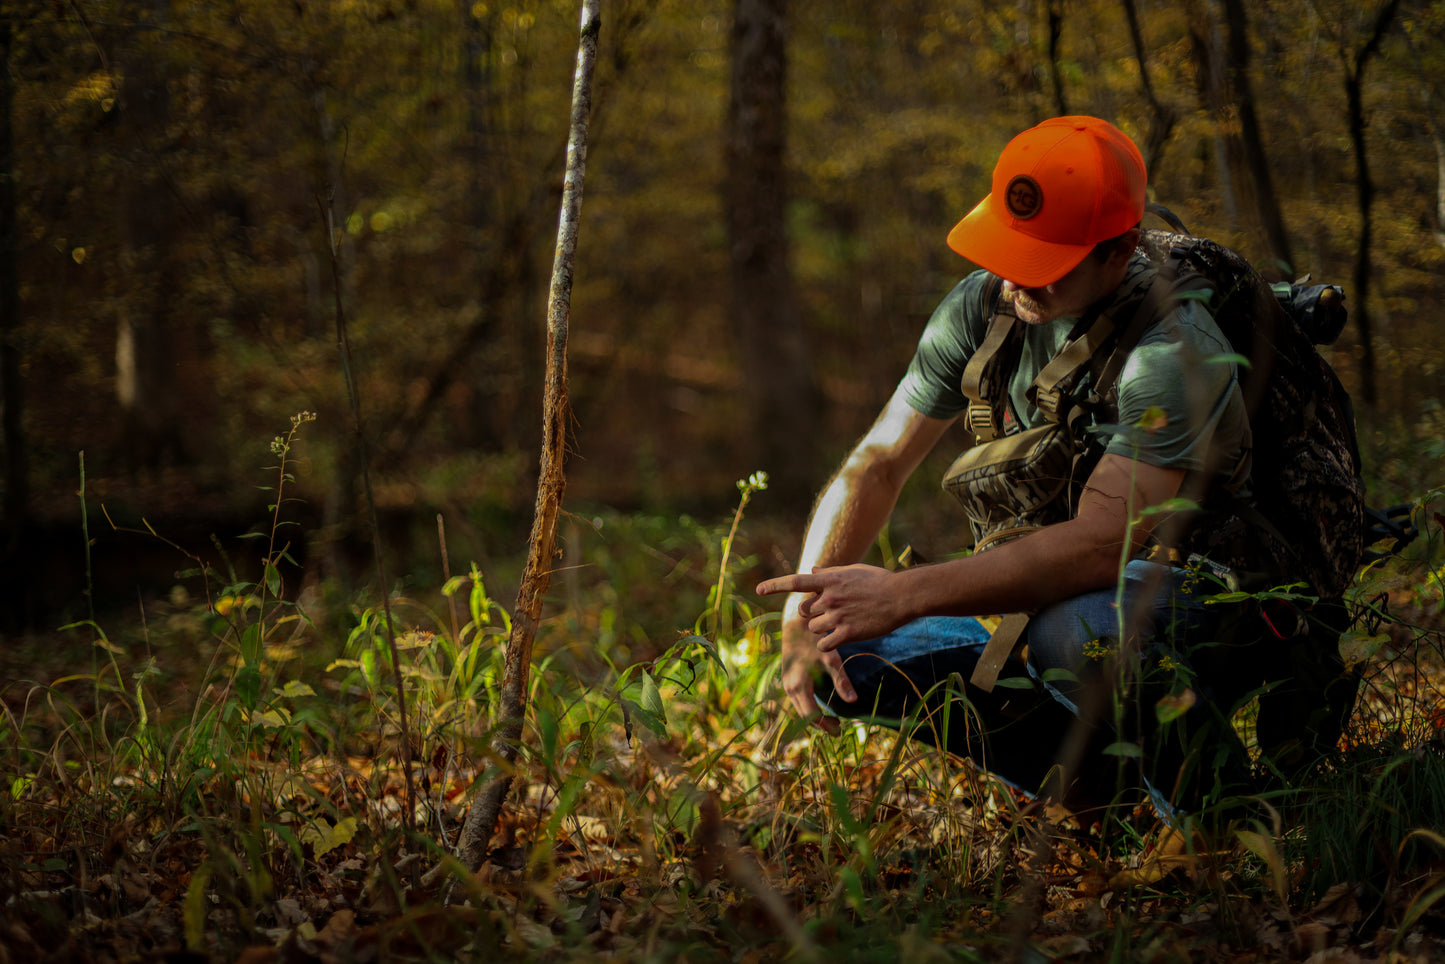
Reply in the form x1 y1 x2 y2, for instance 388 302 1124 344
946 116 1147 287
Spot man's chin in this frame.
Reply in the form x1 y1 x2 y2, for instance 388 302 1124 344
1014 298 1049 325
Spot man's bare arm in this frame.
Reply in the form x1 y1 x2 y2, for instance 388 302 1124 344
774 386 956 722
796 386 957 573
761 453 1187 652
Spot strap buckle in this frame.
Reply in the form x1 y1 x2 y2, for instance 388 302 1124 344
966 401 1003 442
1033 386 1063 421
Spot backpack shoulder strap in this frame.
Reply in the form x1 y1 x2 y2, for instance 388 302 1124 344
1028 259 1176 429
959 276 1022 442
1079 263 1187 410
959 258 1180 449
1028 313 1120 423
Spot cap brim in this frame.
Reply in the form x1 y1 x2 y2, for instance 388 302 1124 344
946 194 1094 288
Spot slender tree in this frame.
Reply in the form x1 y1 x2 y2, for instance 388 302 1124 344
1047 0 1069 116
1219 0 1294 274
379 1 518 461
726 0 817 508
1187 0 1240 227
1428 100 1445 254
440 0 600 893
1342 0 1403 406
1185 0 1293 272
1411 17 1445 255
115 0 185 470
0 9 30 630
1121 0 1178 173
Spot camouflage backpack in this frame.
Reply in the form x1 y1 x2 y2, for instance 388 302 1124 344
1137 228 1365 599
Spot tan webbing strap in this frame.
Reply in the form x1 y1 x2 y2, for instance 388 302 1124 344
960 315 1017 442
1090 271 1177 401
973 524 1043 554
970 611 1032 692
1029 314 1118 421
1059 274 1177 496
1033 264 1181 430
965 402 1002 441
960 280 1018 443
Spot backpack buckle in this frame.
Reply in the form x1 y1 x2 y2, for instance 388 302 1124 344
1034 386 1063 421
966 401 1003 441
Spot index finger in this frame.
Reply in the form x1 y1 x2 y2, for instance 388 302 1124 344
756 572 825 597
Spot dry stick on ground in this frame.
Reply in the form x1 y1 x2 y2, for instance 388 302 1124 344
436 0 600 895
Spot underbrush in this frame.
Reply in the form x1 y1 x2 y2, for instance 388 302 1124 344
2 422 1444 962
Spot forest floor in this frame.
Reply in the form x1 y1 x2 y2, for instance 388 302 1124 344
3 497 1445 963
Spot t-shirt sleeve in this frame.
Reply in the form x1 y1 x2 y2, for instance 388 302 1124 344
1101 300 1249 472
898 272 994 420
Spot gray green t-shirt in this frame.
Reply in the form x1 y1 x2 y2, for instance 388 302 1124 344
900 256 1252 493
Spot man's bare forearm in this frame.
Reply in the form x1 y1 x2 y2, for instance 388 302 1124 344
797 454 906 574
759 454 1190 651
783 390 954 623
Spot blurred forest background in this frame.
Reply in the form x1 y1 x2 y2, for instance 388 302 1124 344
3 0 1444 632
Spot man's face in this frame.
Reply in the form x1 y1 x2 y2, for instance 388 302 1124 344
1002 254 1118 326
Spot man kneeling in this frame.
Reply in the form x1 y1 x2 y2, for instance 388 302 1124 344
757 117 1262 815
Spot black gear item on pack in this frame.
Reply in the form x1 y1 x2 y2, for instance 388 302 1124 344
1271 279 1349 346
1361 503 1419 563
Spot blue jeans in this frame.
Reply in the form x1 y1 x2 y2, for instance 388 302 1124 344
816 561 1253 813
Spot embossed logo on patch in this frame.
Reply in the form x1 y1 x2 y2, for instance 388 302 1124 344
1005 175 1042 220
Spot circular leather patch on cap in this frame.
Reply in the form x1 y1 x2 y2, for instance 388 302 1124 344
1005 174 1042 220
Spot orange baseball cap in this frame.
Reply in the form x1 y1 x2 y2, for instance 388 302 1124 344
946 116 1147 287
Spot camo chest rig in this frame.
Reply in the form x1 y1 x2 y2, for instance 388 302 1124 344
941 263 1164 554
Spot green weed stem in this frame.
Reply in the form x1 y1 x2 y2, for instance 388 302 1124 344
317 188 417 832
707 471 768 636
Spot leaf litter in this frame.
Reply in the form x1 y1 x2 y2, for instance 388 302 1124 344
3 508 1445 961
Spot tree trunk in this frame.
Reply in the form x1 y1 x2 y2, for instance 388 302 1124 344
1047 0 1069 116
1121 0 1178 174
379 0 559 465
457 0 514 452
725 0 817 509
0 13 23 519
0 12 31 631
439 0 599 894
1186 0 1293 273
1219 0 1294 274
116 0 185 471
1343 0 1402 408
1433 122 1445 253
1187 3 1239 226
1400 14 1445 254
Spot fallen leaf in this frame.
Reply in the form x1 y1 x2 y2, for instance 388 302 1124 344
1307 882 1362 924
